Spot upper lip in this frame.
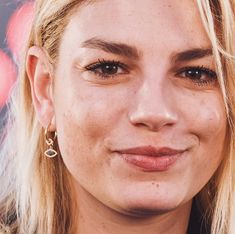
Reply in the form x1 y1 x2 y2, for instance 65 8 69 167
116 145 186 157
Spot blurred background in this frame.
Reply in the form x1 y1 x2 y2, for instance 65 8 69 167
0 0 34 138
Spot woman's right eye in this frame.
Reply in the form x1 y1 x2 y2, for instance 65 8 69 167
84 59 129 79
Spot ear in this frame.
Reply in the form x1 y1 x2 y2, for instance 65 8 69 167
26 46 56 131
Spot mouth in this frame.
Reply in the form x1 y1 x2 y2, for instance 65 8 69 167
115 145 186 172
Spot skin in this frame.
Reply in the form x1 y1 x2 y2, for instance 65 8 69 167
27 0 227 233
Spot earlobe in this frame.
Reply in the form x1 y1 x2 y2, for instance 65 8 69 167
26 46 56 130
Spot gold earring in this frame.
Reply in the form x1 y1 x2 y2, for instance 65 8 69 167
44 124 58 158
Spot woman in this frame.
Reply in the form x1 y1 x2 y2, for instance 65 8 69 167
0 0 235 233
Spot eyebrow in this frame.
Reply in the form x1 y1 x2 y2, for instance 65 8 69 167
81 38 212 63
81 37 141 59
172 48 213 63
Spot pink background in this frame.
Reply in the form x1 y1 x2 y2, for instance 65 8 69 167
0 0 34 137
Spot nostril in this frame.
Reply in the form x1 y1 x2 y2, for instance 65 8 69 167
133 122 148 128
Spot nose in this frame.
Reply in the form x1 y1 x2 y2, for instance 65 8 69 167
128 79 178 132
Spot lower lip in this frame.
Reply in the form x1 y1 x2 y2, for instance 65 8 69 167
118 153 183 172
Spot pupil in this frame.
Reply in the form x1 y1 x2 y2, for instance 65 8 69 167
187 70 201 79
102 64 118 74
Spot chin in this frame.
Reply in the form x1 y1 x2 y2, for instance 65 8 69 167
115 197 183 217
120 206 176 218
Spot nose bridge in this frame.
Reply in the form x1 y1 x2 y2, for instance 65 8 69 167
128 73 178 131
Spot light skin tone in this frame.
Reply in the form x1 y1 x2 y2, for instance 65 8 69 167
27 0 227 233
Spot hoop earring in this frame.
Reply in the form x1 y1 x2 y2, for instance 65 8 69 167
44 125 58 158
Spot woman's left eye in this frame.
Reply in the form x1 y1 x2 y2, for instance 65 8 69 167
84 60 128 78
176 66 217 85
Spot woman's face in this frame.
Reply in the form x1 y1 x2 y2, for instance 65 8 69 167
53 0 227 215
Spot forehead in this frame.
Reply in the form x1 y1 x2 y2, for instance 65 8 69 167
62 0 210 53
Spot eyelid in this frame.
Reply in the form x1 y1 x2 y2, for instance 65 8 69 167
172 65 218 88
85 59 129 71
175 66 217 76
79 59 132 82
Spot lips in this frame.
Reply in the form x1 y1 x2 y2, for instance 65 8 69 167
116 145 185 172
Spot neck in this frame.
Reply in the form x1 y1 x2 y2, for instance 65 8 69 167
75 185 192 234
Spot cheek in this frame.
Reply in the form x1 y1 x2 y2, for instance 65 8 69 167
182 93 227 141
54 86 127 183
182 94 227 184
55 106 103 187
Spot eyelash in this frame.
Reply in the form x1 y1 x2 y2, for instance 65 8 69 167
84 59 217 86
176 66 217 86
84 59 128 79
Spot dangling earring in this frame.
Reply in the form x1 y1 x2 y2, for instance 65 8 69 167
44 124 58 158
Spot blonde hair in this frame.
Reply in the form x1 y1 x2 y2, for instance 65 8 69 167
0 0 235 233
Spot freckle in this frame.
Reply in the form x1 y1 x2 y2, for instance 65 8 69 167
151 182 159 187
